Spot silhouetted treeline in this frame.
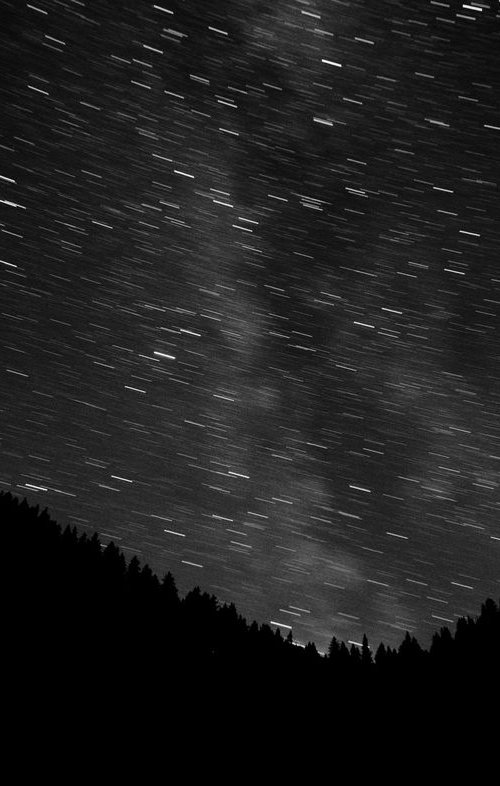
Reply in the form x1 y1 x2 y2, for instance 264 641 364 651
3 492 316 690
326 600 500 681
3 491 499 720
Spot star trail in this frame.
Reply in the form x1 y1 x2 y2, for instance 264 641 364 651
1 0 499 651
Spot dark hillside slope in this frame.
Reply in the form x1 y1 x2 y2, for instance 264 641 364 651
3 491 499 745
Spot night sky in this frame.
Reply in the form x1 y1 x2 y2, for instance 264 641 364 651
1 0 499 651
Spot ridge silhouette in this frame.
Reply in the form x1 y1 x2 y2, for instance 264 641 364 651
3 490 499 757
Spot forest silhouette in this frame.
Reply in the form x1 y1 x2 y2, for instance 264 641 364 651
4 489 499 751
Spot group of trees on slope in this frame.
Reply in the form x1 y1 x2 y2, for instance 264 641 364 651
3 491 499 703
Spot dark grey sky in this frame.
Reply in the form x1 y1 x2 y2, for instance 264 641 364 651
1 0 499 651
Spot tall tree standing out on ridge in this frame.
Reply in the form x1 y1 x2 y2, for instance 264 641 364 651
361 634 372 668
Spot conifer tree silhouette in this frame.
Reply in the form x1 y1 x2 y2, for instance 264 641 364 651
361 634 372 668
